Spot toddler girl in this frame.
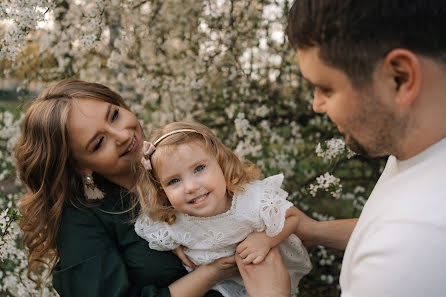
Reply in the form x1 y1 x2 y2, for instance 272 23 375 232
134 122 311 297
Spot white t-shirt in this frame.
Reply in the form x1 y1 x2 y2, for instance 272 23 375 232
135 174 311 297
340 138 446 297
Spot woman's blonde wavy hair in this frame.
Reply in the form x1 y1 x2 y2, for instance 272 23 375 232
15 79 130 282
135 121 260 225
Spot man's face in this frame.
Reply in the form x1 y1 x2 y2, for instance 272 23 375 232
297 47 403 158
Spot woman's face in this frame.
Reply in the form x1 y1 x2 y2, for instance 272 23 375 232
67 98 144 188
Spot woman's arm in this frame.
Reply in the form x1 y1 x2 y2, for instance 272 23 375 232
169 256 238 297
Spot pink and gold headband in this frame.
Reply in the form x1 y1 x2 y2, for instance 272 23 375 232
141 129 198 170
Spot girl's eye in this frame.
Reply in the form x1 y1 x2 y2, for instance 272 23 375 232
111 109 119 121
93 137 104 152
168 178 180 185
194 165 205 173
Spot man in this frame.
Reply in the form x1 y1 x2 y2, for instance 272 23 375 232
235 1 446 296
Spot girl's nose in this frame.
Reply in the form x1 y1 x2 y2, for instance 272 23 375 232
184 178 199 194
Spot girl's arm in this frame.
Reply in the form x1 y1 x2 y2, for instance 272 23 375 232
236 206 299 264
169 256 238 297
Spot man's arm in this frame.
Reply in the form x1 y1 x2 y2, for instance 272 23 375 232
292 206 357 250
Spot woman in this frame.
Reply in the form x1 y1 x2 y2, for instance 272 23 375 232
15 79 237 297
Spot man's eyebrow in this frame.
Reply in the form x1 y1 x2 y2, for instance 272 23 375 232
297 72 329 89
297 71 313 84
84 103 112 150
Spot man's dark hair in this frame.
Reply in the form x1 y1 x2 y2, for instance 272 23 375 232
287 0 446 86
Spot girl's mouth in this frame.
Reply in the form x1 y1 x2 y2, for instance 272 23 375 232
189 193 209 204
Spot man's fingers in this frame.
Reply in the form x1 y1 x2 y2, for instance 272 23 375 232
235 253 248 271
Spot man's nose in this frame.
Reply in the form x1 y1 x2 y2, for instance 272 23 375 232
312 93 326 113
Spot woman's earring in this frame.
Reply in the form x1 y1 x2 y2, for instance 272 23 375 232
83 175 104 200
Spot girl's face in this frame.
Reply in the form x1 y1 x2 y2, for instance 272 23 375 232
67 98 144 188
155 140 231 217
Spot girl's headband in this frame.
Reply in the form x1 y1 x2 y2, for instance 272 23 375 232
141 129 198 170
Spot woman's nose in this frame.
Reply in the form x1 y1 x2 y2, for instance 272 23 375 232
109 126 129 145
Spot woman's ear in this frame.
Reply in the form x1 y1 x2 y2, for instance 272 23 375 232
76 167 93 178
384 49 422 106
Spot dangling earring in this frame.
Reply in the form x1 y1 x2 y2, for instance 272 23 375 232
83 175 105 200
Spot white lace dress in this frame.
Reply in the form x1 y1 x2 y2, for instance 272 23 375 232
135 174 312 297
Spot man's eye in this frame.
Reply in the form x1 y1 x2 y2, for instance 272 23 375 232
93 137 104 152
111 109 119 121
168 178 180 185
194 165 205 173
316 87 332 96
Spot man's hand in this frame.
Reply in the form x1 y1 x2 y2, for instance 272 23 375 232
236 231 272 264
236 247 291 297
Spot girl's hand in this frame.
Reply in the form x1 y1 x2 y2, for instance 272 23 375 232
173 246 196 268
236 232 272 264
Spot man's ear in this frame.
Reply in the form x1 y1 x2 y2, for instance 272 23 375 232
384 49 422 106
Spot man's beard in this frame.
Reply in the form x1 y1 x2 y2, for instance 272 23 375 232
342 92 408 159
344 134 370 156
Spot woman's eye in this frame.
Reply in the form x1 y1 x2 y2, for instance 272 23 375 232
93 137 104 152
111 109 119 121
168 178 180 185
194 165 205 173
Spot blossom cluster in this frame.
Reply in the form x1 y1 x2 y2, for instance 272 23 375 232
309 172 342 198
0 0 52 60
316 138 355 161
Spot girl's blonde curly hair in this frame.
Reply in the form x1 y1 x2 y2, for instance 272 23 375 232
134 121 260 225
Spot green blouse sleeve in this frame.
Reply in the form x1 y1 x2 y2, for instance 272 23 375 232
52 206 222 297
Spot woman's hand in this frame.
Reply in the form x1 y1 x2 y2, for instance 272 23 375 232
173 246 196 268
168 255 238 297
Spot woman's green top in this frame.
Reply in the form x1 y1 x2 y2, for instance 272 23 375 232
52 174 222 297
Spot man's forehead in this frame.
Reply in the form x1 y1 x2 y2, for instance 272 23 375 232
296 47 324 81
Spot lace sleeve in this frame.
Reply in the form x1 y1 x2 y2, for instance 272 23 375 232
134 214 179 251
258 174 293 237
